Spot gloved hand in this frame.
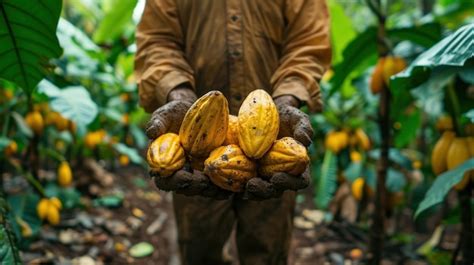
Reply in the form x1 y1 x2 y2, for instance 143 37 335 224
241 167 311 200
145 85 197 139
150 168 232 200
274 95 314 147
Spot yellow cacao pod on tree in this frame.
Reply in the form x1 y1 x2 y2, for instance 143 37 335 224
46 205 60 225
25 111 44 135
382 56 407 85
446 138 472 190
352 178 365 201
119 155 130 166
37 197 62 225
58 161 73 187
204 145 256 192
431 131 455 176
179 91 229 158
354 128 370 150
259 137 309 178
4 141 18 156
147 133 186 177
224 115 239 145
238 90 279 159
370 58 385 94
37 199 50 220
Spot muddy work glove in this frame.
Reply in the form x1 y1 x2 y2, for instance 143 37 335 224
145 85 197 139
150 169 232 200
241 167 311 200
274 95 314 147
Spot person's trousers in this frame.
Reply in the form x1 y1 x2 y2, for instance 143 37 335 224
173 191 296 265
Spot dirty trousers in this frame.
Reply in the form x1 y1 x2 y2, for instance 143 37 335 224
173 191 296 265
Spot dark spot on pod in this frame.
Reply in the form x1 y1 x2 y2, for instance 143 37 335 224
252 127 256 130
227 178 234 185
221 154 229 161
195 116 201 122
201 133 207 139
237 160 241 164
253 98 257 104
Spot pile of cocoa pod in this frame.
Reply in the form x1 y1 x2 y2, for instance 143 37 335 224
146 90 309 192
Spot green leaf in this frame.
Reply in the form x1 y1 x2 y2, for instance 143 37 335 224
315 151 338 209
344 162 363 183
415 158 474 218
393 108 421 148
129 242 154 258
93 0 138 43
392 24 474 90
93 194 124 208
0 0 62 94
38 81 98 127
113 143 146 167
6 193 41 240
465 109 474 122
0 197 22 265
10 112 32 138
386 169 407 193
130 124 148 149
328 0 356 64
388 22 442 48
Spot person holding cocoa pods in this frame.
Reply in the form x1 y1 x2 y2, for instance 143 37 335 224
135 0 331 264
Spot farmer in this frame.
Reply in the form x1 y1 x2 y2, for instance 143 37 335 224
135 0 331 264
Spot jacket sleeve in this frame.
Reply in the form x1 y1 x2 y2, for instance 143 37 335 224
270 0 331 112
135 0 195 113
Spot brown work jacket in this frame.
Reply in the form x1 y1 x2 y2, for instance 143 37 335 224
135 0 331 114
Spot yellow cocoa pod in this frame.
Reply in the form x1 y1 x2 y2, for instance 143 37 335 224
50 197 62 210
204 145 256 192
337 131 349 150
238 90 279 159
354 128 370 150
179 91 229 158
147 133 186 177
25 111 44 135
436 115 453 132
350 151 362 162
55 114 69 131
58 161 73 187
259 137 309 178
224 115 239 145
4 141 18 156
37 199 50 220
325 131 341 153
84 131 102 149
352 178 365 201
46 206 60 225
431 131 456 176
447 138 472 190
370 58 386 94
382 56 406 85
119 155 130 166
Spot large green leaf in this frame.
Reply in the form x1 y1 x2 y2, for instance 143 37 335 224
0 197 22 265
315 151 338 209
93 0 138 43
0 0 62 94
328 0 356 64
389 23 442 48
392 24 474 90
38 80 98 127
415 158 474 218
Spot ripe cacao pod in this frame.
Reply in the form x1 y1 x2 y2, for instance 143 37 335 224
350 151 362 162
204 145 256 192
325 131 349 153
37 199 49 220
259 137 309 178
446 138 471 190
37 197 62 225
352 178 365 201
238 90 279 159
382 56 406 85
119 155 130 166
370 58 385 94
224 115 239 145
354 128 370 150
431 131 455 175
58 161 73 187
47 205 60 225
50 197 62 210
4 141 17 156
25 111 44 135
179 91 229 158
147 133 186 177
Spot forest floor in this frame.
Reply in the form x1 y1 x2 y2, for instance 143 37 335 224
17 164 458 265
